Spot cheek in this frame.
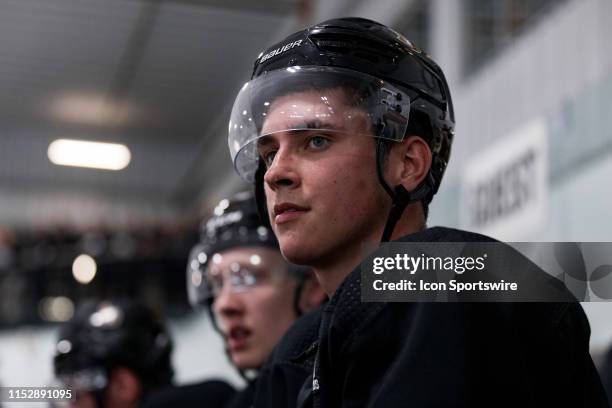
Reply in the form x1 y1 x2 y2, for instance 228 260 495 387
247 286 295 334
264 185 275 219
313 158 378 219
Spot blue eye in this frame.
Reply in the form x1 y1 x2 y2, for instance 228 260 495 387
308 136 329 149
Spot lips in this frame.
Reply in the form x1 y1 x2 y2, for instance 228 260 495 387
227 326 252 351
273 202 309 225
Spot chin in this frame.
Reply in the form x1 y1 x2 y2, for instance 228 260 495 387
279 239 320 267
276 220 334 265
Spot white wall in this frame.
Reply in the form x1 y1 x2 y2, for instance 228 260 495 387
449 0 612 179
431 0 612 359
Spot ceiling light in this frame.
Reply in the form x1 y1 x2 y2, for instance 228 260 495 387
39 296 75 322
48 139 131 171
72 254 97 284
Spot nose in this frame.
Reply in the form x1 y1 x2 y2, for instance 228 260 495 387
213 281 244 320
263 146 301 191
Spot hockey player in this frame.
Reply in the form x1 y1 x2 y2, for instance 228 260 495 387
226 17 609 407
54 300 176 408
185 192 325 407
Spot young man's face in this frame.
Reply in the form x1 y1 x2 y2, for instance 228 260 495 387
258 89 389 268
210 246 298 369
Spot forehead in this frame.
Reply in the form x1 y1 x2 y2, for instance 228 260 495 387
260 88 369 135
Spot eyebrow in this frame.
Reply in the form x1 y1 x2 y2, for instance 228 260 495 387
258 120 342 147
256 136 277 149
295 119 341 130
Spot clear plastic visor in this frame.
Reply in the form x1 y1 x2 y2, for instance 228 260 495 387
228 66 411 181
56 367 108 391
187 244 291 307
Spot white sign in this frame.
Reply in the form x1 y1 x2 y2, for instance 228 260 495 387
460 118 548 241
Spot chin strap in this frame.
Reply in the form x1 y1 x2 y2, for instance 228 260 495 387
375 139 433 243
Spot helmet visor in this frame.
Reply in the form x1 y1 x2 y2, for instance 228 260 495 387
228 66 411 181
56 367 108 391
187 244 291 308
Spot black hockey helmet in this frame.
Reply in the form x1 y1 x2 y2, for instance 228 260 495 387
228 17 455 241
187 191 308 310
53 300 173 392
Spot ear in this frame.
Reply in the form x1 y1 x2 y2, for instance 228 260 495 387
298 275 327 312
385 135 432 192
106 367 142 406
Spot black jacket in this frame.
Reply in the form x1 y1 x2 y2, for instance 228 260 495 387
600 347 612 405
253 227 609 407
141 379 236 408
225 380 257 408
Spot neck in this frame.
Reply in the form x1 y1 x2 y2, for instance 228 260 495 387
312 242 369 297
313 202 426 297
